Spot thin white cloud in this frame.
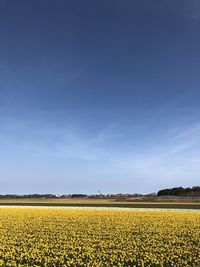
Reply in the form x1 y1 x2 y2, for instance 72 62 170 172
116 123 200 188
1 116 200 192
179 0 200 21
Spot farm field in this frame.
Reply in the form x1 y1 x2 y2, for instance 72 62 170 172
0 208 199 267
0 198 200 210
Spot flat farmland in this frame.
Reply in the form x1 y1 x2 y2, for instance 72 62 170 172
0 198 200 210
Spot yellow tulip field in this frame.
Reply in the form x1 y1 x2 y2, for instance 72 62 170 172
0 208 199 266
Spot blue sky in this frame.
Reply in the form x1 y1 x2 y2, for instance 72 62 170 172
0 0 200 194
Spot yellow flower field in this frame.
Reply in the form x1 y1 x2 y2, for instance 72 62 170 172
0 208 199 267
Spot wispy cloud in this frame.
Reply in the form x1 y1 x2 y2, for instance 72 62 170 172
179 0 200 21
1 115 200 192
116 123 200 189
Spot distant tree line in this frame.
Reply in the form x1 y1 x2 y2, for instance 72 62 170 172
157 186 200 197
0 187 199 199
0 194 87 199
0 194 57 199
